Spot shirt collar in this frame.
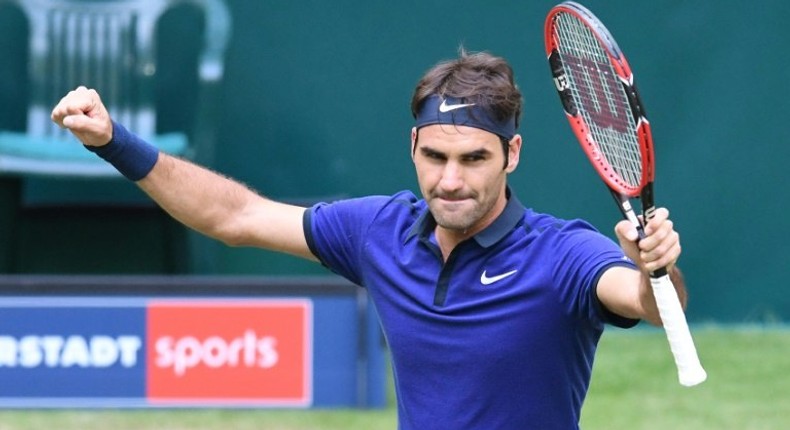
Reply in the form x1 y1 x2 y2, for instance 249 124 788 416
407 187 525 248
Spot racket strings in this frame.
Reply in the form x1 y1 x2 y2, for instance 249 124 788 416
554 13 643 188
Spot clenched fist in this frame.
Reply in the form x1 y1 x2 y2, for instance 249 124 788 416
50 86 113 147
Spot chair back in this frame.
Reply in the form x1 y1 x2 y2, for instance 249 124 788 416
0 0 231 177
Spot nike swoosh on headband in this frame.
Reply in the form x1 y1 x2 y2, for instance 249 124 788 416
415 94 516 139
439 99 476 113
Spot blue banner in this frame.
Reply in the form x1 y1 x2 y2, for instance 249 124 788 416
0 298 146 404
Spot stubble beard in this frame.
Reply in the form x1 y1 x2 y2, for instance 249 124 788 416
429 193 496 234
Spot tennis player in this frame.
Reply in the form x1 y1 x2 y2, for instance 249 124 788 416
51 49 685 429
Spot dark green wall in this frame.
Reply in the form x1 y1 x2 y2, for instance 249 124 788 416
2 1 788 322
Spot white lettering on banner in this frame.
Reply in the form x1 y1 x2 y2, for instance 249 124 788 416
42 336 64 367
0 335 142 368
155 329 279 376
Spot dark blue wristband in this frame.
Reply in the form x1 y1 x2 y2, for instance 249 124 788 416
85 121 159 181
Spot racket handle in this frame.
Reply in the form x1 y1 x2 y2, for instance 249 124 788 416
651 274 707 386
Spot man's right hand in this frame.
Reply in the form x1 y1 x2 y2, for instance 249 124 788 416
50 86 113 147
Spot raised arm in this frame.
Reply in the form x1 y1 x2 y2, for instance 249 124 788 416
596 207 686 326
51 86 316 261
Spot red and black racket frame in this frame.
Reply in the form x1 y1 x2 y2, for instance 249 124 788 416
545 1 666 278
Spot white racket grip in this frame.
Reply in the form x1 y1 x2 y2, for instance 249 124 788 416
651 274 707 386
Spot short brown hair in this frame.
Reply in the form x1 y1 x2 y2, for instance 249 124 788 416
411 48 522 130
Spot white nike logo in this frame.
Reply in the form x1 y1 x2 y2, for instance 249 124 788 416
480 269 518 285
439 99 476 112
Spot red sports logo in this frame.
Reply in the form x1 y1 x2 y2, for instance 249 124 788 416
146 300 312 406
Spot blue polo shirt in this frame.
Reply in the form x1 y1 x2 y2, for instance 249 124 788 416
304 189 637 430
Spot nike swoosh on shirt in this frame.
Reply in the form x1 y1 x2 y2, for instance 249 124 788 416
480 269 518 285
439 99 476 112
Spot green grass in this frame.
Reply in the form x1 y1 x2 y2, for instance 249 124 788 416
580 326 790 430
0 326 787 430
0 409 397 430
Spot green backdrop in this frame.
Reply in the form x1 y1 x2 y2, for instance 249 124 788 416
1 0 788 323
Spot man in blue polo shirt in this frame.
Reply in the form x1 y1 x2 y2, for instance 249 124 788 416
53 49 686 429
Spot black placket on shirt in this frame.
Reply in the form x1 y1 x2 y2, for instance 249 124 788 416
408 188 525 308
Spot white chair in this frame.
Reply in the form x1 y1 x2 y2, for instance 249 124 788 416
0 0 231 177
0 0 231 273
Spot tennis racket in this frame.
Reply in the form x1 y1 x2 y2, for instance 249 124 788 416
544 1 707 387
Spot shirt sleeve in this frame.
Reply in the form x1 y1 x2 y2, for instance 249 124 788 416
551 219 640 328
303 195 390 285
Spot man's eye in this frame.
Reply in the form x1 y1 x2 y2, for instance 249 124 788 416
463 155 485 162
425 152 444 160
